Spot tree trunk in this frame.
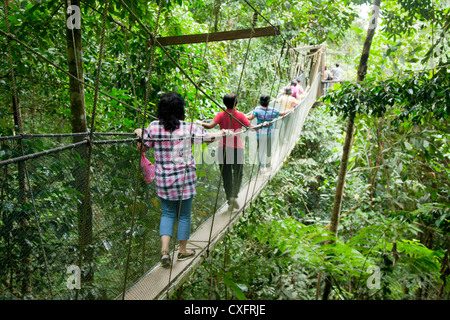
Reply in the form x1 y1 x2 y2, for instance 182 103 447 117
212 0 222 33
6 0 32 295
323 0 381 300
12 95 32 296
65 0 87 137
65 0 94 287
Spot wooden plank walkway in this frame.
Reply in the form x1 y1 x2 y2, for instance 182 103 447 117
121 75 320 300
123 172 270 300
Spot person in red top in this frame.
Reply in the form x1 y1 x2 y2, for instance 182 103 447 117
197 93 251 211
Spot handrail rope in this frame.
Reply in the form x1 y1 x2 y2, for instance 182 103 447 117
117 27 149 290
75 0 110 300
121 26 141 126
117 0 251 130
0 113 296 167
121 0 164 300
218 10 262 299
246 41 292 208
0 140 88 167
0 29 156 119
79 0 213 63
0 133 89 140
0 123 278 168
164 2 224 298
264 42 305 182
3 0 54 298
0 130 216 140
119 25 149 294
205 9 258 259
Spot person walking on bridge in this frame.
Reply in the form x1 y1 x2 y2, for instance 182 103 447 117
135 92 225 268
197 93 251 212
247 94 292 172
276 86 298 142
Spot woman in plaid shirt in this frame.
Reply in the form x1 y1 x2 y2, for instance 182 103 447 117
135 92 226 267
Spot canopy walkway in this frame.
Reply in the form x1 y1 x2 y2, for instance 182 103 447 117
0 1 330 300
123 74 321 300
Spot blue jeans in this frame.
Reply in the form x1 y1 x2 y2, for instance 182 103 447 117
159 197 193 241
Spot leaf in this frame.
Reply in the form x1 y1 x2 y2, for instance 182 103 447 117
404 141 412 150
223 272 247 300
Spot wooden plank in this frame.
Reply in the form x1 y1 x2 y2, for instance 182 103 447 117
121 79 321 300
156 26 281 46
122 174 270 300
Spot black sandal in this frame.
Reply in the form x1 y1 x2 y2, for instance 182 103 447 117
177 249 196 261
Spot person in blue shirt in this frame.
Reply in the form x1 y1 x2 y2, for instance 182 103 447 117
247 94 293 172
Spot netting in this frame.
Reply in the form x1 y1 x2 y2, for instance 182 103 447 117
1 0 326 300
0 71 321 300
123 71 322 300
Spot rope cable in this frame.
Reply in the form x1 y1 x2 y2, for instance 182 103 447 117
121 0 164 300
3 0 54 298
75 0 110 300
0 29 156 119
0 0 323 301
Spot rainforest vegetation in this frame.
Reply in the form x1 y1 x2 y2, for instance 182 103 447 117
0 0 449 300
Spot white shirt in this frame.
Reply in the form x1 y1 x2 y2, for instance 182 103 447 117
331 66 343 79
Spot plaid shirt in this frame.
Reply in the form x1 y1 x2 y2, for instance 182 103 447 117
143 120 207 201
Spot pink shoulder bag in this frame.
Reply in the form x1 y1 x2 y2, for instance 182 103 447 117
141 152 155 183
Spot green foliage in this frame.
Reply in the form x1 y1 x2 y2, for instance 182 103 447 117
2 0 449 301
179 101 449 300
323 66 449 123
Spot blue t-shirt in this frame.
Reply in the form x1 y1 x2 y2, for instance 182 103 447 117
252 106 279 136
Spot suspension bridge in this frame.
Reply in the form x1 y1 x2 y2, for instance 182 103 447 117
0 0 336 300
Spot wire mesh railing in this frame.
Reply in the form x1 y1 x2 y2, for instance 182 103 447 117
0 70 320 300
123 72 322 300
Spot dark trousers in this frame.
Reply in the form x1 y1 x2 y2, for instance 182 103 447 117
218 147 244 201
257 134 272 169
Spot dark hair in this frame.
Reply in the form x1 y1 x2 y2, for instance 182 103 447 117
290 79 298 86
223 93 238 109
295 77 302 83
336 63 340 67
284 86 292 95
260 94 270 107
157 92 185 132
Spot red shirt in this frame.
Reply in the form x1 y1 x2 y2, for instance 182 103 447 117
213 109 250 149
